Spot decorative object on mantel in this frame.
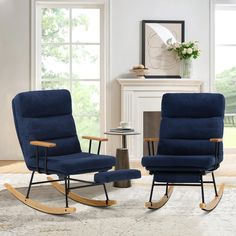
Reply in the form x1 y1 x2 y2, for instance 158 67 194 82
142 20 185 79
167 41 201 78
130 64 149 78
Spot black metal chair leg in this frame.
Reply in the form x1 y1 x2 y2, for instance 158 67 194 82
67 175 70 193
26 171 35 198
149 176 155 202
151 142 155 156
200 175 205 204
103 184 109 204
88 140 92 153
212 172 218 197
65 176 69 208
147 141 151 156
97 141 101 155
165 183 169 196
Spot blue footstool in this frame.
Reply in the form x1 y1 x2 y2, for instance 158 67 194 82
94 169 141 185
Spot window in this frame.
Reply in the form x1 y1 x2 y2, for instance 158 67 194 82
34 3 105 151
214 3 236 148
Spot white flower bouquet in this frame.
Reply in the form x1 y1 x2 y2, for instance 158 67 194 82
167 40 201 60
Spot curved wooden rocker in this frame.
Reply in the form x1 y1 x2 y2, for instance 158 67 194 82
199 184 224 211
47 177 117 207
4 183 76 215
145 186 174 209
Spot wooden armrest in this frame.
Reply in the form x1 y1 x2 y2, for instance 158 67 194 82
30 141 56 148
82 136 108 142
209 138 223 143
144 137 159 142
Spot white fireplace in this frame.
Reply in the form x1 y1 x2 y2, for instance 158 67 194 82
117 78 203 161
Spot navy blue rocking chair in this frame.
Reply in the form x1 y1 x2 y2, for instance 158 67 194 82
142 93 225 211
5 90 141 214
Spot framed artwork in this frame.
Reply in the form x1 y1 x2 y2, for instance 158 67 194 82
142 20 185 78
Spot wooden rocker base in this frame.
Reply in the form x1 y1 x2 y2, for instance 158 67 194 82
47 177 117 207
4 183 76 215
199 184 224 211
145 186 174 209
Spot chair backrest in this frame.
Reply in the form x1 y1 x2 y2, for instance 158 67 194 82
12 89 81 164
158 93 225 162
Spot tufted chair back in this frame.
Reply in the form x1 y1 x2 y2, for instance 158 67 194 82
158 93 225 164
12 90 81 166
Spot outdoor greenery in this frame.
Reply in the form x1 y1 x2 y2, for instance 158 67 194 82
216 67 236 147
41 8 100 152
216 67 236 113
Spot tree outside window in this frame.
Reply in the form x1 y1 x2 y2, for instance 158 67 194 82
40 7 101 151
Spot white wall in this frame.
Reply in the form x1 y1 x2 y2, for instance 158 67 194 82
106 0 211 155
0 0 211 159
0 0 30 160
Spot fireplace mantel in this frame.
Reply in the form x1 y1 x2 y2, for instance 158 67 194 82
117 78 203 160
117 78 202 90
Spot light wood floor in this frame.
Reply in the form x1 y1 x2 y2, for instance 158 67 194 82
0 155 235 176
0 161 29 173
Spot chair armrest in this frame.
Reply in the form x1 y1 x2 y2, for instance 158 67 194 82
144 137 159 142
30 141 56 174
82 136 108 154
82 136 108 142
30 141 56 148
209 138 223 143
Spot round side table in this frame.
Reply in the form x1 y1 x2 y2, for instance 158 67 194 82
104 130 140 188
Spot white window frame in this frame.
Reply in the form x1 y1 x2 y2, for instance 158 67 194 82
210 0 236 153
31 0 110 145
210 0 236 91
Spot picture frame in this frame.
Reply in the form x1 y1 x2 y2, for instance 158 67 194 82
142 20 185 78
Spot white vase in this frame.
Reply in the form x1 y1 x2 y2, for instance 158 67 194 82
182 59 192 78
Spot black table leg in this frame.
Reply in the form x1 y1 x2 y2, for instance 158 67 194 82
122 135 127 148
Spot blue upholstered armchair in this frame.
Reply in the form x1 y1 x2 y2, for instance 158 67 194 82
5 90 141 214
142 93 225 211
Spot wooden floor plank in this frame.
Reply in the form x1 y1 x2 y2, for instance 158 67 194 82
0 161 29 173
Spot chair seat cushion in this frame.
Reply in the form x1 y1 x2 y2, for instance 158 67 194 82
28 152 116 175
94 169 141 183
142 154 216 171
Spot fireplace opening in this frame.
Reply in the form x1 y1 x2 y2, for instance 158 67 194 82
143 112 161 156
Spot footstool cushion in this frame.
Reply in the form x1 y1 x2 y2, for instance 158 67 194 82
94 169 141 184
